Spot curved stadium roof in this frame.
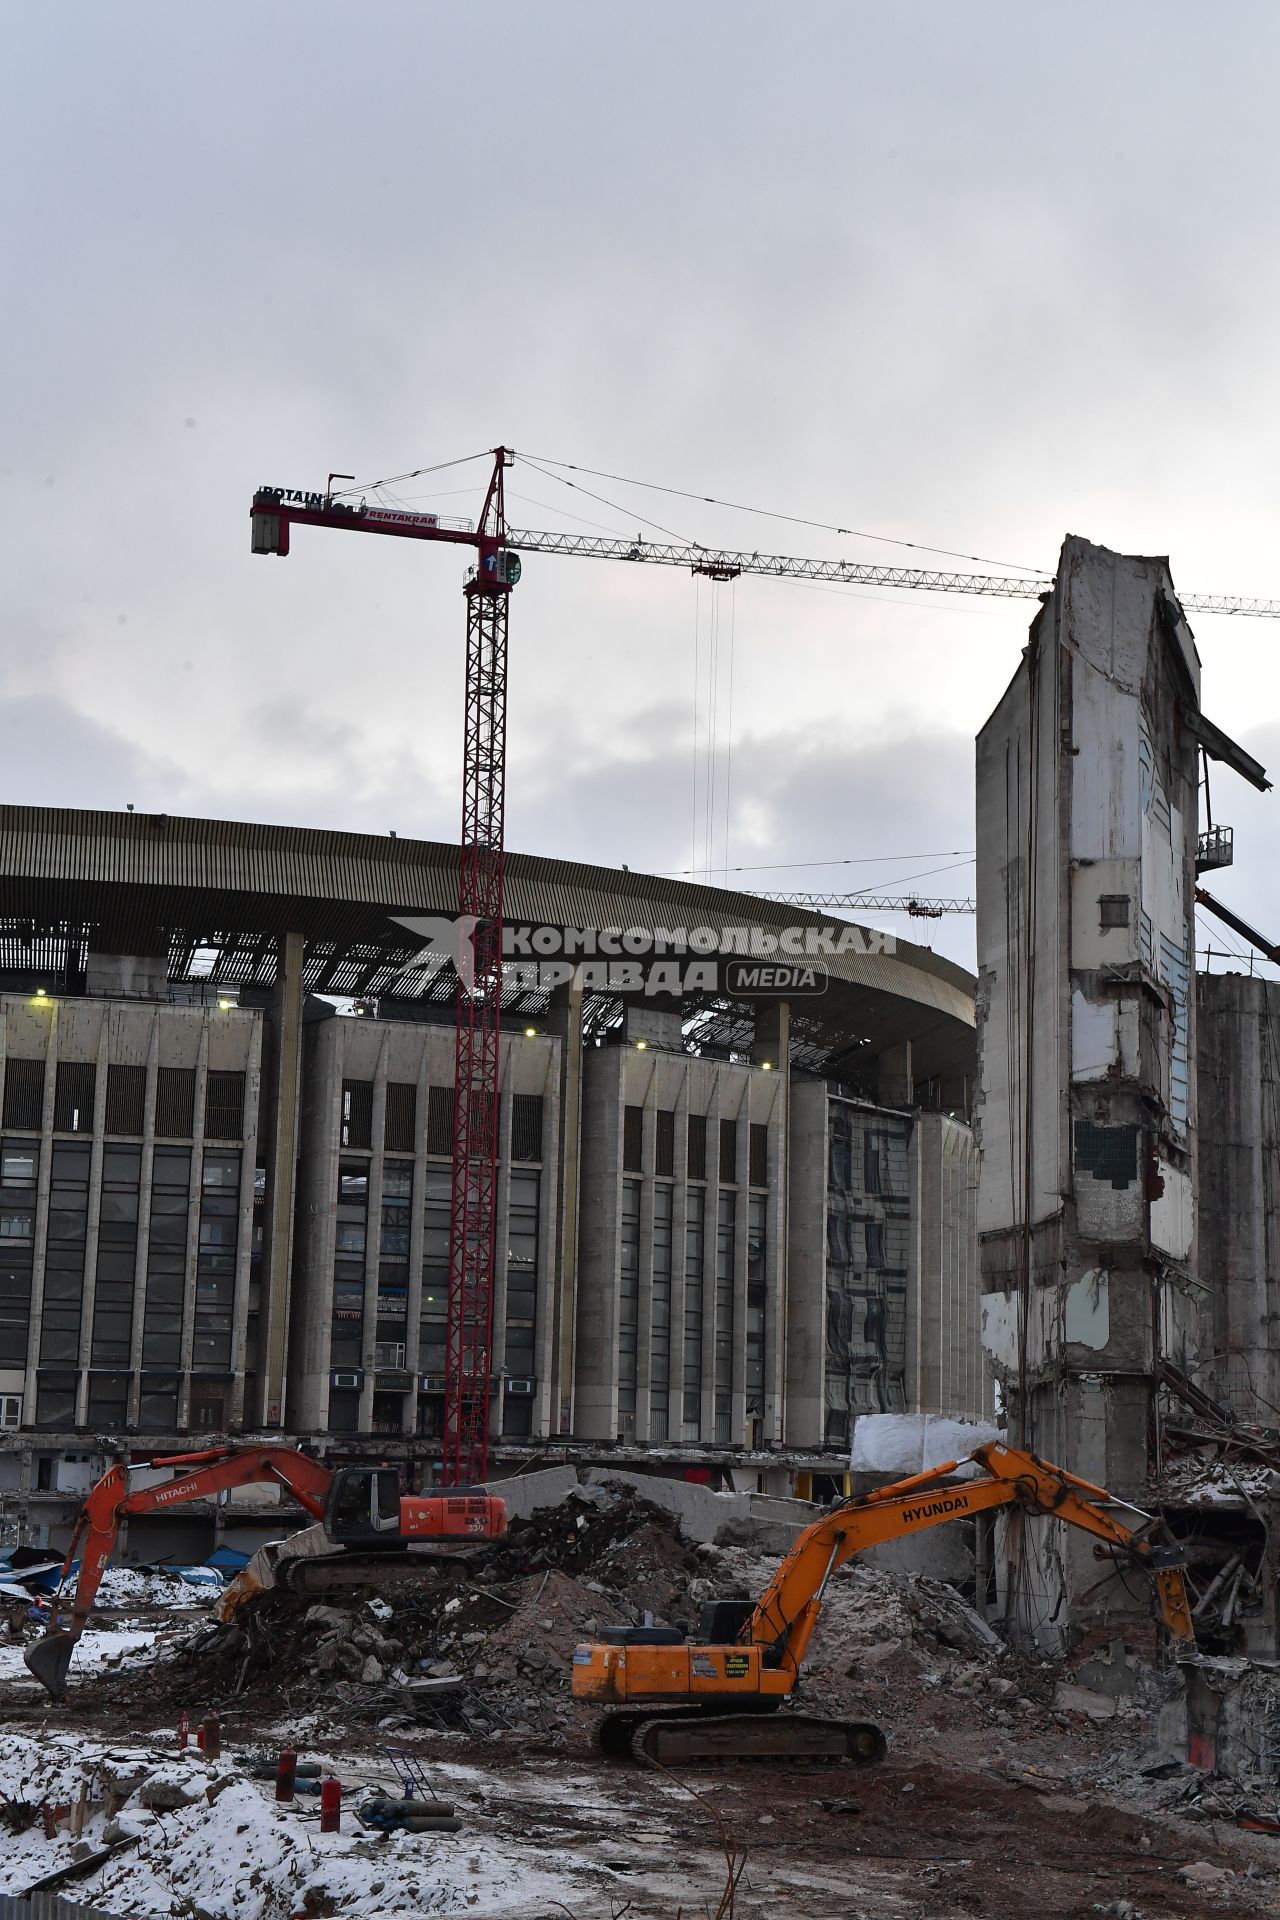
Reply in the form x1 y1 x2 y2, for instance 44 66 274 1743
0 806 975 1092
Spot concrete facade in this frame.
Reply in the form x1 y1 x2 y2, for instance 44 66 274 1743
290 1011 561 1443
0 988 262 1437
1196 972 1280 1421
574 1041 787 1447
786 1082 989 1449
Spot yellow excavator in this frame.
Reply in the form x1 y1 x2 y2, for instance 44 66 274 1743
572 1440 1196 1764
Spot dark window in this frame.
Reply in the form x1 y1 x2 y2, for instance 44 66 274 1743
372 1395 405 1436
384 1081 417 1154
749 1123 768 1188
54 1062 95 1133
205 1071 245 1141
864 1135 883 1195
719 1119 738 1183
426 1085 454 1157
138 1375 179 1430
655 1109 675 1178
2 1059 45 1131
93 1137 140 1366
340 1081 372 1150
687 1113 707 1182
87 1372 130 1429
156 1067 195 1137
35 1372 78 1428
329 1387 361 1433
1073 1120 1139 1190
105 1064 146 1136
623 1104 643 1173
1 1141 37 1186
189 1385 227 1429
511 1094 543 1163
1099 894 1131 930
503 1394 533 1438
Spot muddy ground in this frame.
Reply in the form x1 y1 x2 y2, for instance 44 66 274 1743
2 1488 1277 1916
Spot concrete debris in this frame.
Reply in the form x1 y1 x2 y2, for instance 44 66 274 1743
1179 1859 1235 1890
4 1472 1280 1920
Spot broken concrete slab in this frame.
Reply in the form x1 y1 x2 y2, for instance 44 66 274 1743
485 1466 580 1520
1054 1681 1118 1720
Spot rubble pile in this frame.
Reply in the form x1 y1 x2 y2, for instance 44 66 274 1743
82 1485 711 1737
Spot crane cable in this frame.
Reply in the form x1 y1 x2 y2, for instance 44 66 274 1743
518 450 1047 578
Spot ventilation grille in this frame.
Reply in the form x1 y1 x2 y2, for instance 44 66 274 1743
106 1064 146 1137
206 1071 245 1142
156 1067 195 1137
2 1058 45 1131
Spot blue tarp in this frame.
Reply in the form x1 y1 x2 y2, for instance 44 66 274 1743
206 1546 251 1571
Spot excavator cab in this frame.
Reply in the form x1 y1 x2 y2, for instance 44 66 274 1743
324 1467 403 1545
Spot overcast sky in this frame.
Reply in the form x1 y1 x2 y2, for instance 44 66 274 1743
5 3 1280 973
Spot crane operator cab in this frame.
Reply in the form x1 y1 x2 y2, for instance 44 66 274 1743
324 1466 404 1545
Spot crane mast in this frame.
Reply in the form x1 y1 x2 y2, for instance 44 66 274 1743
251 450 516 1486
447 458 512 1486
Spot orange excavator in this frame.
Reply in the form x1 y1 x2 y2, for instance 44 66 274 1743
572 1440 1197 1764
25 1444 506 1700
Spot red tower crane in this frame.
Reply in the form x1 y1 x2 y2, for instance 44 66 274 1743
250 455 1280 1484
252 451 517 1486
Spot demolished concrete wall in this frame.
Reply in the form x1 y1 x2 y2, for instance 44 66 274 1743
975 535 1203 1646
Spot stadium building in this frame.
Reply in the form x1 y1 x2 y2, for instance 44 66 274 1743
0 805 988 1550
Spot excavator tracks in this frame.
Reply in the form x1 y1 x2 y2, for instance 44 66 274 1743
279 1548 481 1594
602 1711 888 1767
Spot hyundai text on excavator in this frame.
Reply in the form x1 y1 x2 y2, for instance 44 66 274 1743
572 1441 1196 1765
25 1444 506 1699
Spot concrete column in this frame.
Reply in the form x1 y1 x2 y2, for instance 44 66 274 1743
258 930 306 1427
574 1050 623 1439
21 1000 59 1426
289 1017 343 1431
669 1070 691 1443
177 1023 209 1428
531 1041 560 1441
753 1003 789 1444
489 1050 514 1442
358 1029 391 1432
73 1014 111 1425
877 1039 914 1109
635 1098 657 1440
126 1014 162 1426
784 1077 829 1448
403 1035 432 1391
230 1012 264 1429
547 973 584 1436
701 1081 721 1442
730 1078 750 1445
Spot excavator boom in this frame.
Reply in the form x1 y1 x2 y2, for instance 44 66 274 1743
25 1446 334 1699
573 1440 1195 1765
25 1445 505 1699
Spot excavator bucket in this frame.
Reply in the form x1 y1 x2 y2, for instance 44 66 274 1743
24 1630 78 1700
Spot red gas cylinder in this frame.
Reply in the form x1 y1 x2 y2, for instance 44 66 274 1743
276 1747 297 1803
202 1711 221 1759
177 1710 189 1750
319 1776 341 1833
